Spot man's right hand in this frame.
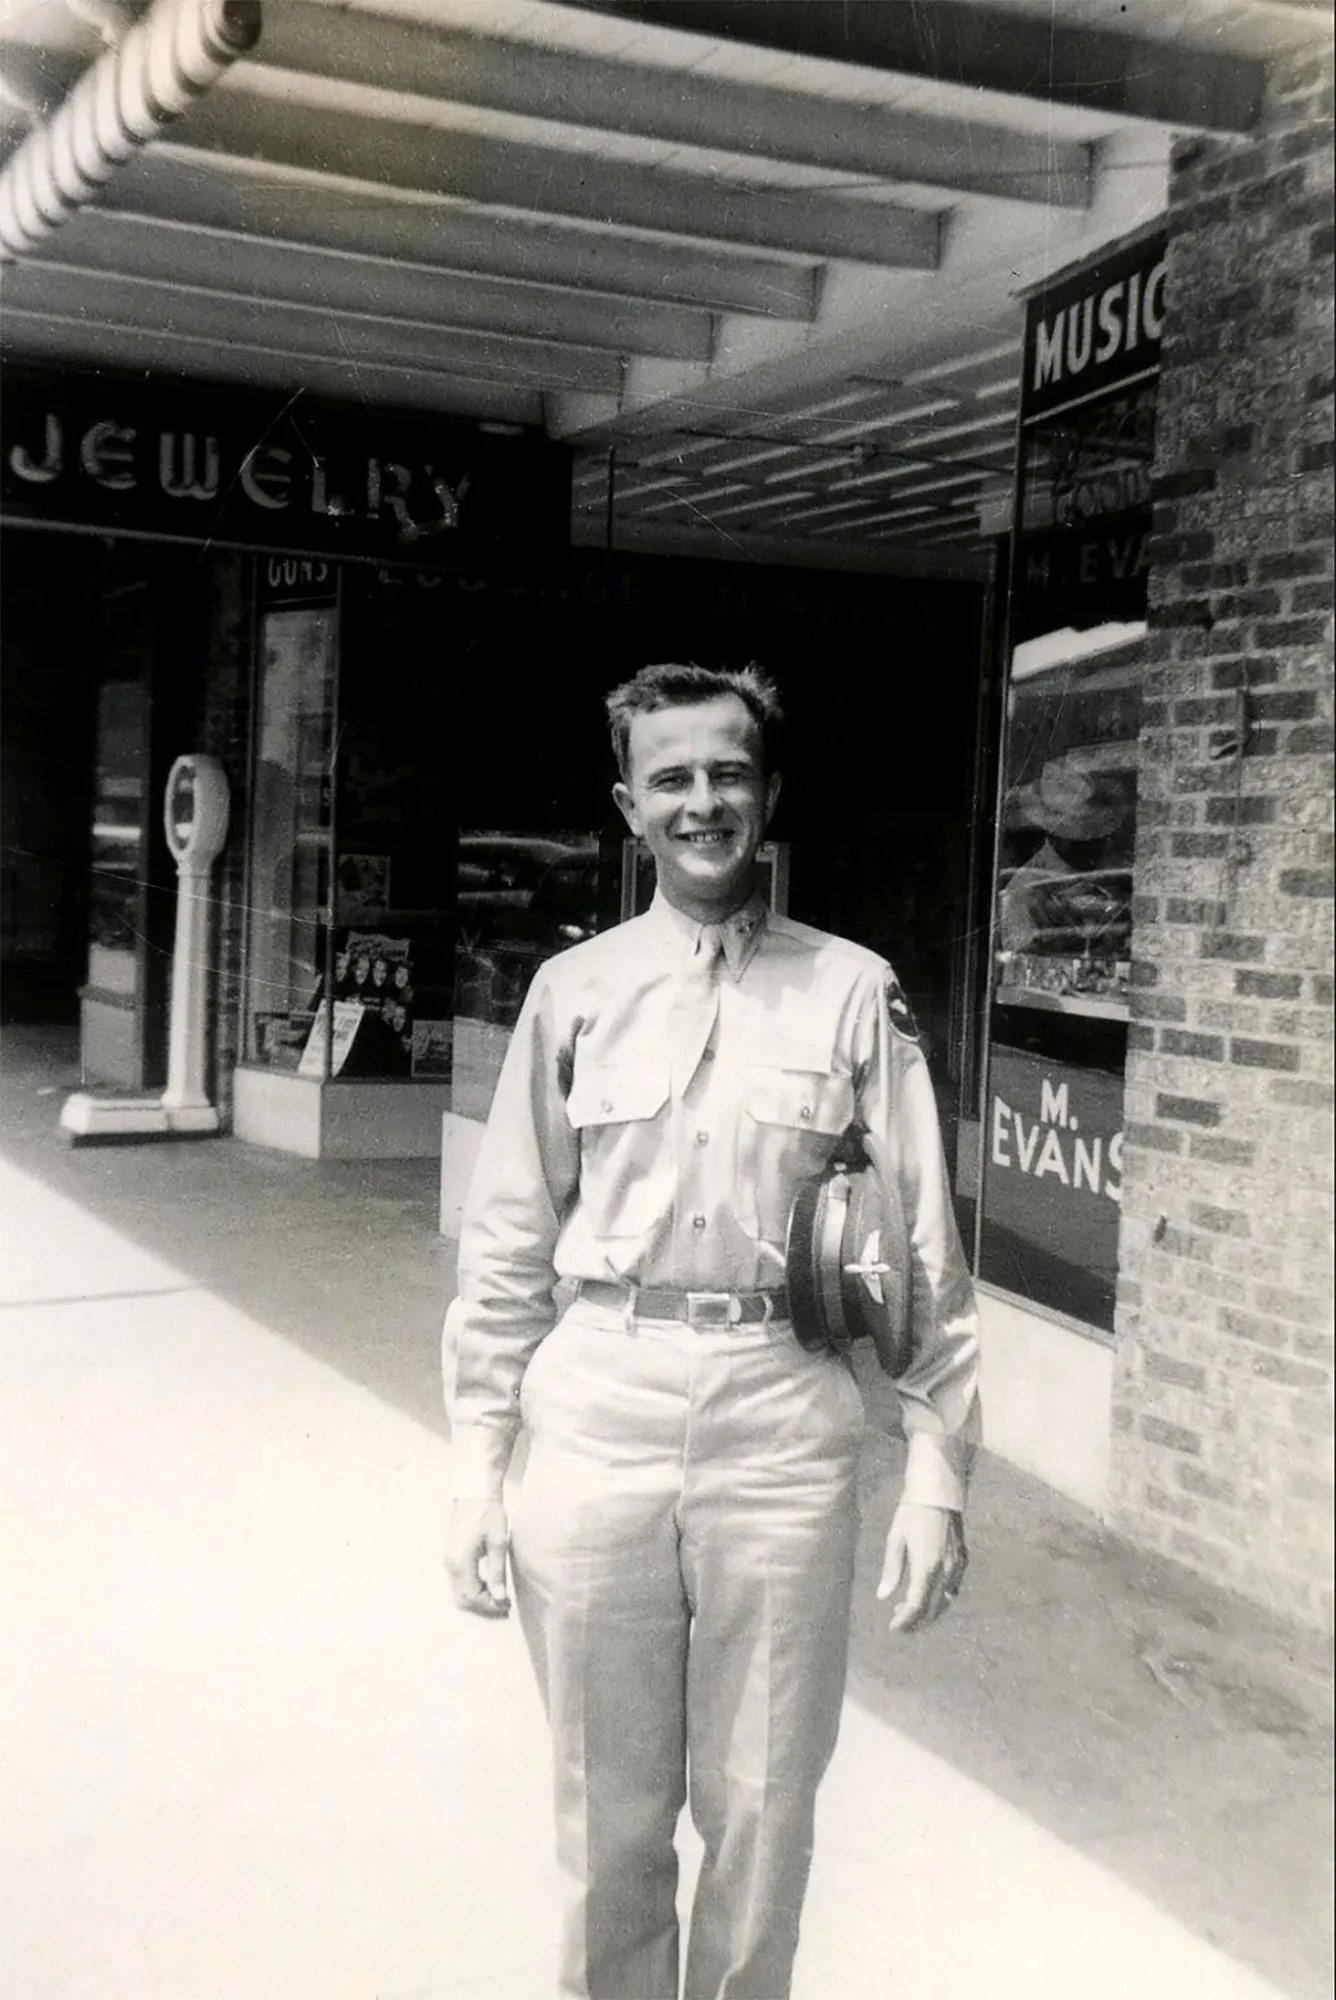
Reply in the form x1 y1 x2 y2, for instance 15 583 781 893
446 1498 511 1618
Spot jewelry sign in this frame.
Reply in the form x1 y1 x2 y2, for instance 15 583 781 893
0 364 571 566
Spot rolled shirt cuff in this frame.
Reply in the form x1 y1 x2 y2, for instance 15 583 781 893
448 1420 515 1504
900 1430 972 1513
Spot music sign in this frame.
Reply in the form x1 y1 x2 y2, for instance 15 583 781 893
1008 228 1165 640
1021 229 1167 427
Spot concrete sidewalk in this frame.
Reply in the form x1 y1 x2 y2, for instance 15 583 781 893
1 1027 1331 2000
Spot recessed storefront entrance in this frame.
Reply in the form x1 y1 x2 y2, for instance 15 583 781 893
0 529 211 1089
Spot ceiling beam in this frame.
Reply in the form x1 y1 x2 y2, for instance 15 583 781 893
0 311 544 422
0 262 631 391
570 508 987 578
632 484 753 516
556 0 1267 134
257 2 1092 209
179 85 943 268
26 208 717 361
107 149 820 320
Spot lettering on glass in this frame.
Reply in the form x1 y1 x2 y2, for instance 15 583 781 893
3 407 476 542
7 411 63 483
1031 258 1167 397
990 1073 1124 1204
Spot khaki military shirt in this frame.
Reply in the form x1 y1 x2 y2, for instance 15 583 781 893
445 891 980 1509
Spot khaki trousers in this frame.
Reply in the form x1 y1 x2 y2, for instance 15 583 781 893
510 1295 865 2000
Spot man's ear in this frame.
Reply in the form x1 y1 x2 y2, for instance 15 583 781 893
764 770 782 830
612 780 641 836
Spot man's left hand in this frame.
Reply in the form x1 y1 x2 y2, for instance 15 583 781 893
876 1502 968 1634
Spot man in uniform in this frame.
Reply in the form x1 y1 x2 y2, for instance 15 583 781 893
445 663 980 2000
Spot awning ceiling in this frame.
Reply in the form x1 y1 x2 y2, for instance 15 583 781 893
0 0 1329 576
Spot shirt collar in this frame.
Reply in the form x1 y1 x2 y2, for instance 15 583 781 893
647 887 768 980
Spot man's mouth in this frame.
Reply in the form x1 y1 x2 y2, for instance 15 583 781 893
678 830 732 847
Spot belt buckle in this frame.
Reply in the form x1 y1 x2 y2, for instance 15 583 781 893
686 1290 741 1328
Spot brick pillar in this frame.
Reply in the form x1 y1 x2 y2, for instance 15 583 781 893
196 550 254 1129
1110 44 1334 1631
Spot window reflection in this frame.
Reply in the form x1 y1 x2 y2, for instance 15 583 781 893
87 680 149 998
452 831 600 1118
995 627 1141 1016
245 605 336 1070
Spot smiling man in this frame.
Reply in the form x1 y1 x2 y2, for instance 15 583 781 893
444 662 980 2000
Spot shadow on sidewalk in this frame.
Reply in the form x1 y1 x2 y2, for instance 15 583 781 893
0 1027 456 1439
3 1025 1332 2000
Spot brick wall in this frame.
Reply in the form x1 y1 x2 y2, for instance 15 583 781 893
1110 44 1334 1630
195 550 253 1129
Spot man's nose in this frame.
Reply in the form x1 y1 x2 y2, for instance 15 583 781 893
682 771 723 816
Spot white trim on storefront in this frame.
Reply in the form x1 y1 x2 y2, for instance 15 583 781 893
233 1066 449 1159
976 1284 1114 1513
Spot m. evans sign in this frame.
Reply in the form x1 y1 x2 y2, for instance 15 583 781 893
0 367 570 565
979 1046 1125 1331
1007 228 1166 640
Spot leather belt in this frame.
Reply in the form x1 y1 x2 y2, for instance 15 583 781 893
577 1279 790 1327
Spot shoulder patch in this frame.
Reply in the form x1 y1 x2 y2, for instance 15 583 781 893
882 970 921 1045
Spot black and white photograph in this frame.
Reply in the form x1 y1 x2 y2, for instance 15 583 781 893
0 3 1331 1998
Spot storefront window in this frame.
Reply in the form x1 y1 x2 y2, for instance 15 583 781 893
237 553 984 1123
245 599 337 1072
452 831 601 1118
995 628 1141 1014
979 625 1141 1330
975 227 1163 1334
244 564 460 1086
87 678 150 1000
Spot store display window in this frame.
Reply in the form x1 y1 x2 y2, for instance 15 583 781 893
243 565 459 1087
978 624 1141 1331
245 598 337 1074
87 678 151 1003
238 551 985 1131
452 831 601 1119
995 627 1141 1014
974 227 1162 1334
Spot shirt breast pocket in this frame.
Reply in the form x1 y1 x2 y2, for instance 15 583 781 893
566 1059 671 1239
737 1065 855 1246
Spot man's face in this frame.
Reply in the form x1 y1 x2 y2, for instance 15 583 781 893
613 694 780 917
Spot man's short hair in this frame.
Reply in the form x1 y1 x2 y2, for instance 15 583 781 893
605 662 784 780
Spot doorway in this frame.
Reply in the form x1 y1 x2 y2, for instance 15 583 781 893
1 531 206 1087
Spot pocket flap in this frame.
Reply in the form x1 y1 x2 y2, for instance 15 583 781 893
744 1067 854 1135
567 1061 670 1128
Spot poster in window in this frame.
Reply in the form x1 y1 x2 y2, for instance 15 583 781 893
411 1019 453 1080
255 1010 316 1070
331 931 414 1075
298 999 365 1080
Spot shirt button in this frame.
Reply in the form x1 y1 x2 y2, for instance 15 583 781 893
692 1213 707 1231
600 1098 613 1113
799 1104 813 1122
695 1130 709 1147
